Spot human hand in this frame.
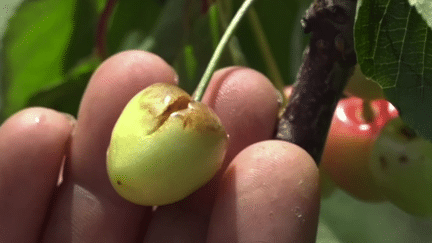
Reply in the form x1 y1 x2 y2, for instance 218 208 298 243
0 50 320 242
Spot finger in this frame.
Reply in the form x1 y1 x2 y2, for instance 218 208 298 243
0 108 74 242
143 67 280 242
203 67 281 165
207 140 320 243
41 50 178 242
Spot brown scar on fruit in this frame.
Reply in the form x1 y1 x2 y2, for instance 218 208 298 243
182 115 193 129
144 95 190 135
400 125 417 140
181 101 223 133
182 114 221 133
399 155 408 164
380 156 388 170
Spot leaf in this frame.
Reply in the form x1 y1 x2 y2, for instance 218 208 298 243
0 0 25 39
107 0 161 55
172 2 215 95
408 0 432 29
355 0 432 140
183 45 198 82
26 56 101 117
135 0 186 64
28 57 100 116
232 0 310 86
173 2 235 95
62 0 99 73
1 0 98 121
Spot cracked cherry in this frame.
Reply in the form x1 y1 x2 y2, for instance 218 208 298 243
106 83 228 206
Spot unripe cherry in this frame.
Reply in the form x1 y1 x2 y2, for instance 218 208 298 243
107 83 228 206
369 117 432 217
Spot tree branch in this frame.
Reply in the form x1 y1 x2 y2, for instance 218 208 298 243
275 0 358 164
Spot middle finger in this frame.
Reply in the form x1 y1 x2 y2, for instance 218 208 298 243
143 67 280 242
41 50 178 242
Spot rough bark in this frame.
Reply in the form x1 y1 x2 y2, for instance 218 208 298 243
275 0 358 164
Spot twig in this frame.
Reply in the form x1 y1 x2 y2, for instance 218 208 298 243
275 0 358 164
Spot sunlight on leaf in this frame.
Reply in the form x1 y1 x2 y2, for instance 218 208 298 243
1 0 97 121
408 0 432 29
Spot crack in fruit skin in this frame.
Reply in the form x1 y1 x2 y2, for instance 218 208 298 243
146 95 190 135
107 83 228 206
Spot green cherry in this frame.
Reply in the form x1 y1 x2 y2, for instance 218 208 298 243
107 83 228 206
369 117 432 217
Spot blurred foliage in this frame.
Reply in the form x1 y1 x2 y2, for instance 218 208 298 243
0 0 431 242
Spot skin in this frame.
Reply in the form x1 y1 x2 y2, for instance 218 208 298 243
0 50 320 242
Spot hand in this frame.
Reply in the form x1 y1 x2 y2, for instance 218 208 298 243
0 50 320 242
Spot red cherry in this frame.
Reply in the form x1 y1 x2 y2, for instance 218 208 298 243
283 86 399 201
320 97 398 201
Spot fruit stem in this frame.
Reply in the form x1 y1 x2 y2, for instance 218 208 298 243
362 99 374 123
193 0 256 102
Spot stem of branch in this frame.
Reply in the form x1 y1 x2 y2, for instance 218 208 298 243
275 0 358 164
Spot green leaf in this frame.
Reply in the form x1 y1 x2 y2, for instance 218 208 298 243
183 45 198 82
408 0 432 29
62 0 99 73
232 0 310 86
107 0 161 55
137 0 187 64
173 2 235 95
355 0 432 140
1 0 98 121
0 0 25 41
26 56 100 117
172 2 215 95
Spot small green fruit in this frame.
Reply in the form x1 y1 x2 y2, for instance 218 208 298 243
107 83 228 206
369 118 432 217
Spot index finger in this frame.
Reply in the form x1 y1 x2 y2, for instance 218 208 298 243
41 50 178 242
